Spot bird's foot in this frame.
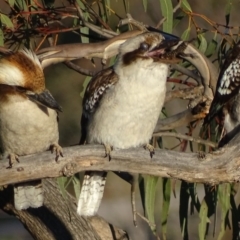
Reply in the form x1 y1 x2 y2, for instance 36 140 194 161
7 153 19 168
104 144 113 161
144 144 155 158
51 143 63 162
197 151 206 161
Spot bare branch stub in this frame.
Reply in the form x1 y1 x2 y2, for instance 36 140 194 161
0 178 126 240
64 61 97 76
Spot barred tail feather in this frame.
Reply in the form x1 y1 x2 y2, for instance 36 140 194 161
77 171 107 216
14 180 43 210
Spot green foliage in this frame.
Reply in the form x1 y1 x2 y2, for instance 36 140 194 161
80 76 91 98
218 184 231 240
197 33 207 54
142 175 159 232
0 14 14 29
7 0 15 7
57 175 81 200
142 0 148 12
205 32 218 57
181 27 190 40
57 176 69 199
198 200 209 240
180 0 192 12
160 0 173 33
0 29 4 46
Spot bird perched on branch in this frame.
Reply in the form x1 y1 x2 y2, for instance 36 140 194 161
204 41 240 133
78 32 184 216
0 49 62 210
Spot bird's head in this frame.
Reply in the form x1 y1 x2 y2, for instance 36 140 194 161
117 32 179 66
0 49 62 112
0 49 45 92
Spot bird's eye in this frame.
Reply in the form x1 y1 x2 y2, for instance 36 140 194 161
140 43 149 51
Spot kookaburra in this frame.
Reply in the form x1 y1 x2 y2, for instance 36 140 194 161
0 49 62 210
204 41 240 133
77 32 182 216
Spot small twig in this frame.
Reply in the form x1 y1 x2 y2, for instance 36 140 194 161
84 22 118 38
64 61 96 76
131 174 138 227
167 78 197 87
84 2 113 30
165 86 203 103
74 2 117 39
155 108 207 132
136 212 156 228
35 35 47 52
119 13 148 31
153 132 217 148
171 64 202 84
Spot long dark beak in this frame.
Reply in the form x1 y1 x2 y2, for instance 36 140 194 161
27 89 62 112
147 39 181 58
147 26 180 41
157 39 180 50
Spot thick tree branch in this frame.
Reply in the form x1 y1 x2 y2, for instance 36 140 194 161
0 179 128 240
152 131 217 148
1 132 240 186
37 30 143 68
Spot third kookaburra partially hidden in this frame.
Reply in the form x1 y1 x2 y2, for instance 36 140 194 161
0 49 62 210
78 32 180 216
204 41 240 133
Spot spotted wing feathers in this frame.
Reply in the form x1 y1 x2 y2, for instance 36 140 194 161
80 67 118 144
83 67 119 114
205 42 240 124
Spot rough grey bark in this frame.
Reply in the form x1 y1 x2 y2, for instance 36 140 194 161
0 179 128 240
0 134 240 186
1 128 240 239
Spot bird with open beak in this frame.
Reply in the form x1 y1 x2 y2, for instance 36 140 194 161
78 32 183 217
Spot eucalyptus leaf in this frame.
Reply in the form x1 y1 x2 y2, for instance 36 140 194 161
72 175 81 200
80 76 91 98
0 29 4 46
144 175 158 232
181 0 192 12
8 0 15 7
159 0 173 33
57 176 68 199
181 28 190 40
225 0 232 26
217 184 231 240
0 14 14 29
80 27 89 44
15 0 28 11
198 200 209 240
143 0 148 11
198 34 207 53
205 32 218 57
